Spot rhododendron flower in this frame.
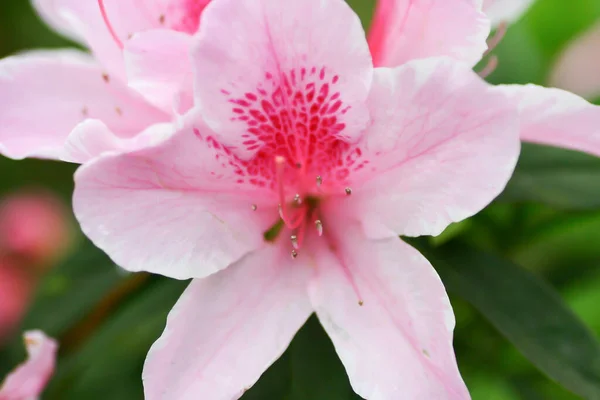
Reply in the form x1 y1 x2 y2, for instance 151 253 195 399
73 0 520 398
0 331 57 400
0 191 72 266
369 0 600 157
0 0 214 162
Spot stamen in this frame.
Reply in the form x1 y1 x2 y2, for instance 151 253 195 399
484 21 508 57
251 204 257 211
293 194 302 205
478 55 498 79
316 175 322 186
291 249 298 259
315 219 323 236
345 187 352 196
290 235 299 250
98 0 124 49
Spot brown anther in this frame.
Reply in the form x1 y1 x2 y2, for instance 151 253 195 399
81 107 89 117
102 73 110 83
115 107 123 116
345 187 352 196
316 175 322 186
251 204 257 211
291 235 299 249
159 14 165 24
293 194 302 204
291 249 298 259
358 300 364 306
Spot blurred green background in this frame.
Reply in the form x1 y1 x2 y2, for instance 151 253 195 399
2 0 600 399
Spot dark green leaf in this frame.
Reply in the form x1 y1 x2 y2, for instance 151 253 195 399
45 278 188 400
499 143 600 210
22 238 126 337
411 238 600 399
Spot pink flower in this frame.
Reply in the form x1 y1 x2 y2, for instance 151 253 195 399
73 0 520 398
0 331 58 400
0 191 72 267
369 0 600 157
549 22 600 101
0 0 214 162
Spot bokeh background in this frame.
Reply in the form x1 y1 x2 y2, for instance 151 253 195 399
2 0 600 399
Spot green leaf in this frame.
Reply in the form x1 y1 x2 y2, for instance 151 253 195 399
499 143 600 210
411 238 600 399
22 238 126 338
45 278 188 400
242 315 362 400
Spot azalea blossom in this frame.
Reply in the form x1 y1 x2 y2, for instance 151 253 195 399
72 0 520 398
0 0 216 163
0 331 58 400
369 0 600 158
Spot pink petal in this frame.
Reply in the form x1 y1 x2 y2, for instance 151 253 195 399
63 119 175 163
308 217 469 400
73 116 275 279
350 58 519 238
368 0 490 68
498 84 600 157
0 331 58 400
482 0 536 27
549 22 600 101
0 50 168 161
124 29 194 114
191 0 372 157
47 0 209 80
143 244 312 400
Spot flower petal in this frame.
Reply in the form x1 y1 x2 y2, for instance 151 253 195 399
308 217 468 400
497 84 600 157
368 0 490 68
63 120 175 163
73 116 275 279
0 331 58 399
124 29 194 114
43 0 207 80
143 245 312 400
192 0 372 157
483 0 536 27
549 22 600 101
0 50 168 161
350 58 519 238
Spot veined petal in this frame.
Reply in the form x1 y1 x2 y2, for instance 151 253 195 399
124 29 194 114
73 116 276 279
192 0 372 157
143 244 312 400
308 217 469 400
0 50 168 161
41 0 209 80
350 58 519 238
368 0 489 68
483 0 536 27
497 84 600 157
0 331 58 400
